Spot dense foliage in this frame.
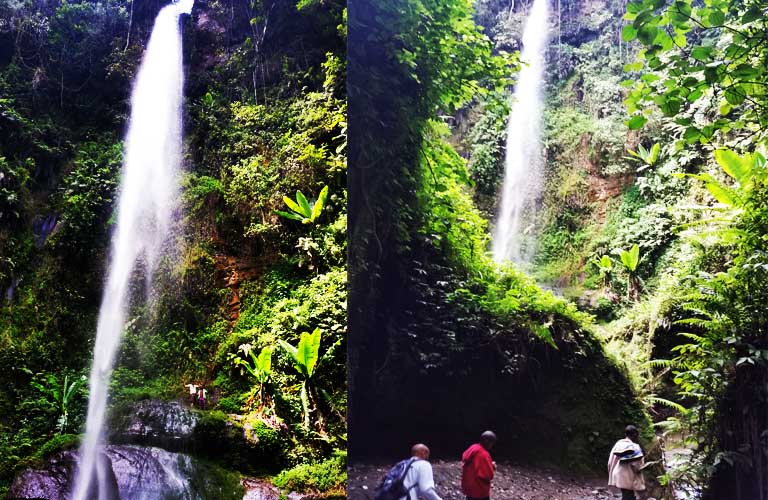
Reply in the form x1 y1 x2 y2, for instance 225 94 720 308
349 0 649 472
0 0 345 495
620 0 768 496
458 0 768 495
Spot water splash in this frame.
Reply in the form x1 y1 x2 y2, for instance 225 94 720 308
72 2 191 498
492 0 550 264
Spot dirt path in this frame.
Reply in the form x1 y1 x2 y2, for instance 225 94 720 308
348 461 623 500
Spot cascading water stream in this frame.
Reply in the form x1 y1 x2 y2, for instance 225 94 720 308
492 0 550 264
72 1 193 498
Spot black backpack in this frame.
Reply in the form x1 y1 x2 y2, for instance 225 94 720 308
374 458 417 500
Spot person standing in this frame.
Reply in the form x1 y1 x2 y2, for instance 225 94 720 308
184 382 197 407
608 425 646 500
197 386 207 410
461 431 497 500
400 443 442 500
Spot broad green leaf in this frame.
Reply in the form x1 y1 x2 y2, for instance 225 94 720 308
310 185 329 221
283 196 303 215
724 86 746 106
683 127 700 143
629 244 640 271
256 347 272 373
622 24 638 41
705 182 738 206
278 339 299 369
255 347 272 383
628 115 648 130
649 143 660 164
638 25 659 45
275 209 305 221
296 328 322 378
295 191 312 216
691 46 713 61
617 245 640 272
669 0 691 22
708 10 725 26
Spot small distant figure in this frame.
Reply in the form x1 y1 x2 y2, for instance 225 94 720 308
608 425 646 500
461 431 497 500
197 386 208 410
184 382 197 406
373 443 442 500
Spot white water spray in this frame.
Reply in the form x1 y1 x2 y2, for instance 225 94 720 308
73 1 192 498
492 0 550 264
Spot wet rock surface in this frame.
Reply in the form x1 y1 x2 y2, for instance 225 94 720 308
349 461 624 500
8 445 244 499
111 400 199 450
241 478 310 500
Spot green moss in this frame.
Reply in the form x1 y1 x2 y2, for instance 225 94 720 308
185 457 245 499
272 450 346 493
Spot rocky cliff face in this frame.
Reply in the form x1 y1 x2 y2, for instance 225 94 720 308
9 445 244 500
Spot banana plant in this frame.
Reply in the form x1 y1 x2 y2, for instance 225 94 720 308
233 345 273 410
278 328 324 432
590 254 613 287
30 373 87 434
627 142 661 171
613 244 642 300
275 186 329 224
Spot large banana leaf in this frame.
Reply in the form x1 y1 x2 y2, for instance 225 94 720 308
282 195 306 216
274 209 305 221
296 191 312 216
253 347 272 384
617 244 641 272
310 185 329 221
278 328 322 379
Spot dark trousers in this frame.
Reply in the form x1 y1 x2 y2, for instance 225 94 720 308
621 489 636 500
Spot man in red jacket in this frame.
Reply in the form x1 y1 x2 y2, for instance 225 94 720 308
461 431 497 500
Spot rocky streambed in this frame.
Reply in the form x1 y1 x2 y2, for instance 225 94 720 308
349 461 625 500
7 400 308 500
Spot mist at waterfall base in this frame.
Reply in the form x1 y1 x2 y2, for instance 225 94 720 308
492 0 550 264
72 1 192 498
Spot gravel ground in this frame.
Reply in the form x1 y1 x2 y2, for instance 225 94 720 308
348 460 628 500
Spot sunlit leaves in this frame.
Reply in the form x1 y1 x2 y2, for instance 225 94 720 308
622 0 768 141
616 244 642 272
276 186 329 224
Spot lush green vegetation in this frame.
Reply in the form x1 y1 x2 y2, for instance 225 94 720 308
0 0 345 495
349 0 649 474
456 0 768 495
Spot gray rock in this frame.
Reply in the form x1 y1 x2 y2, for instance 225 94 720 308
8 445 243 500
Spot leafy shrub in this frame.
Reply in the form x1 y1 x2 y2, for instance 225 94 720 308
272 450 346 493
53 140 122 256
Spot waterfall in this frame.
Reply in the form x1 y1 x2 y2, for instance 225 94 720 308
72 1 192 498
492 0 550 264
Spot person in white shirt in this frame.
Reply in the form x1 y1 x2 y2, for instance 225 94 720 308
401 443 443 500
608 425 646 500
184 383 197 406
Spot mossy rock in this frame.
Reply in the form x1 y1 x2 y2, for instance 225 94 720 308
192 410 289 474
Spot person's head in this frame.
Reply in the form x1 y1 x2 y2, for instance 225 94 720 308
411 443 431 460
625 425 639 442
480 431 497 451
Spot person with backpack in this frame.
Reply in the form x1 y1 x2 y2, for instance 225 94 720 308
374 443 443 500
461 431 497 500
607 425 646 500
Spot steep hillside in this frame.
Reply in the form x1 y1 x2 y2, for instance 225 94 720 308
462 0 768 496
0 0 346 496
